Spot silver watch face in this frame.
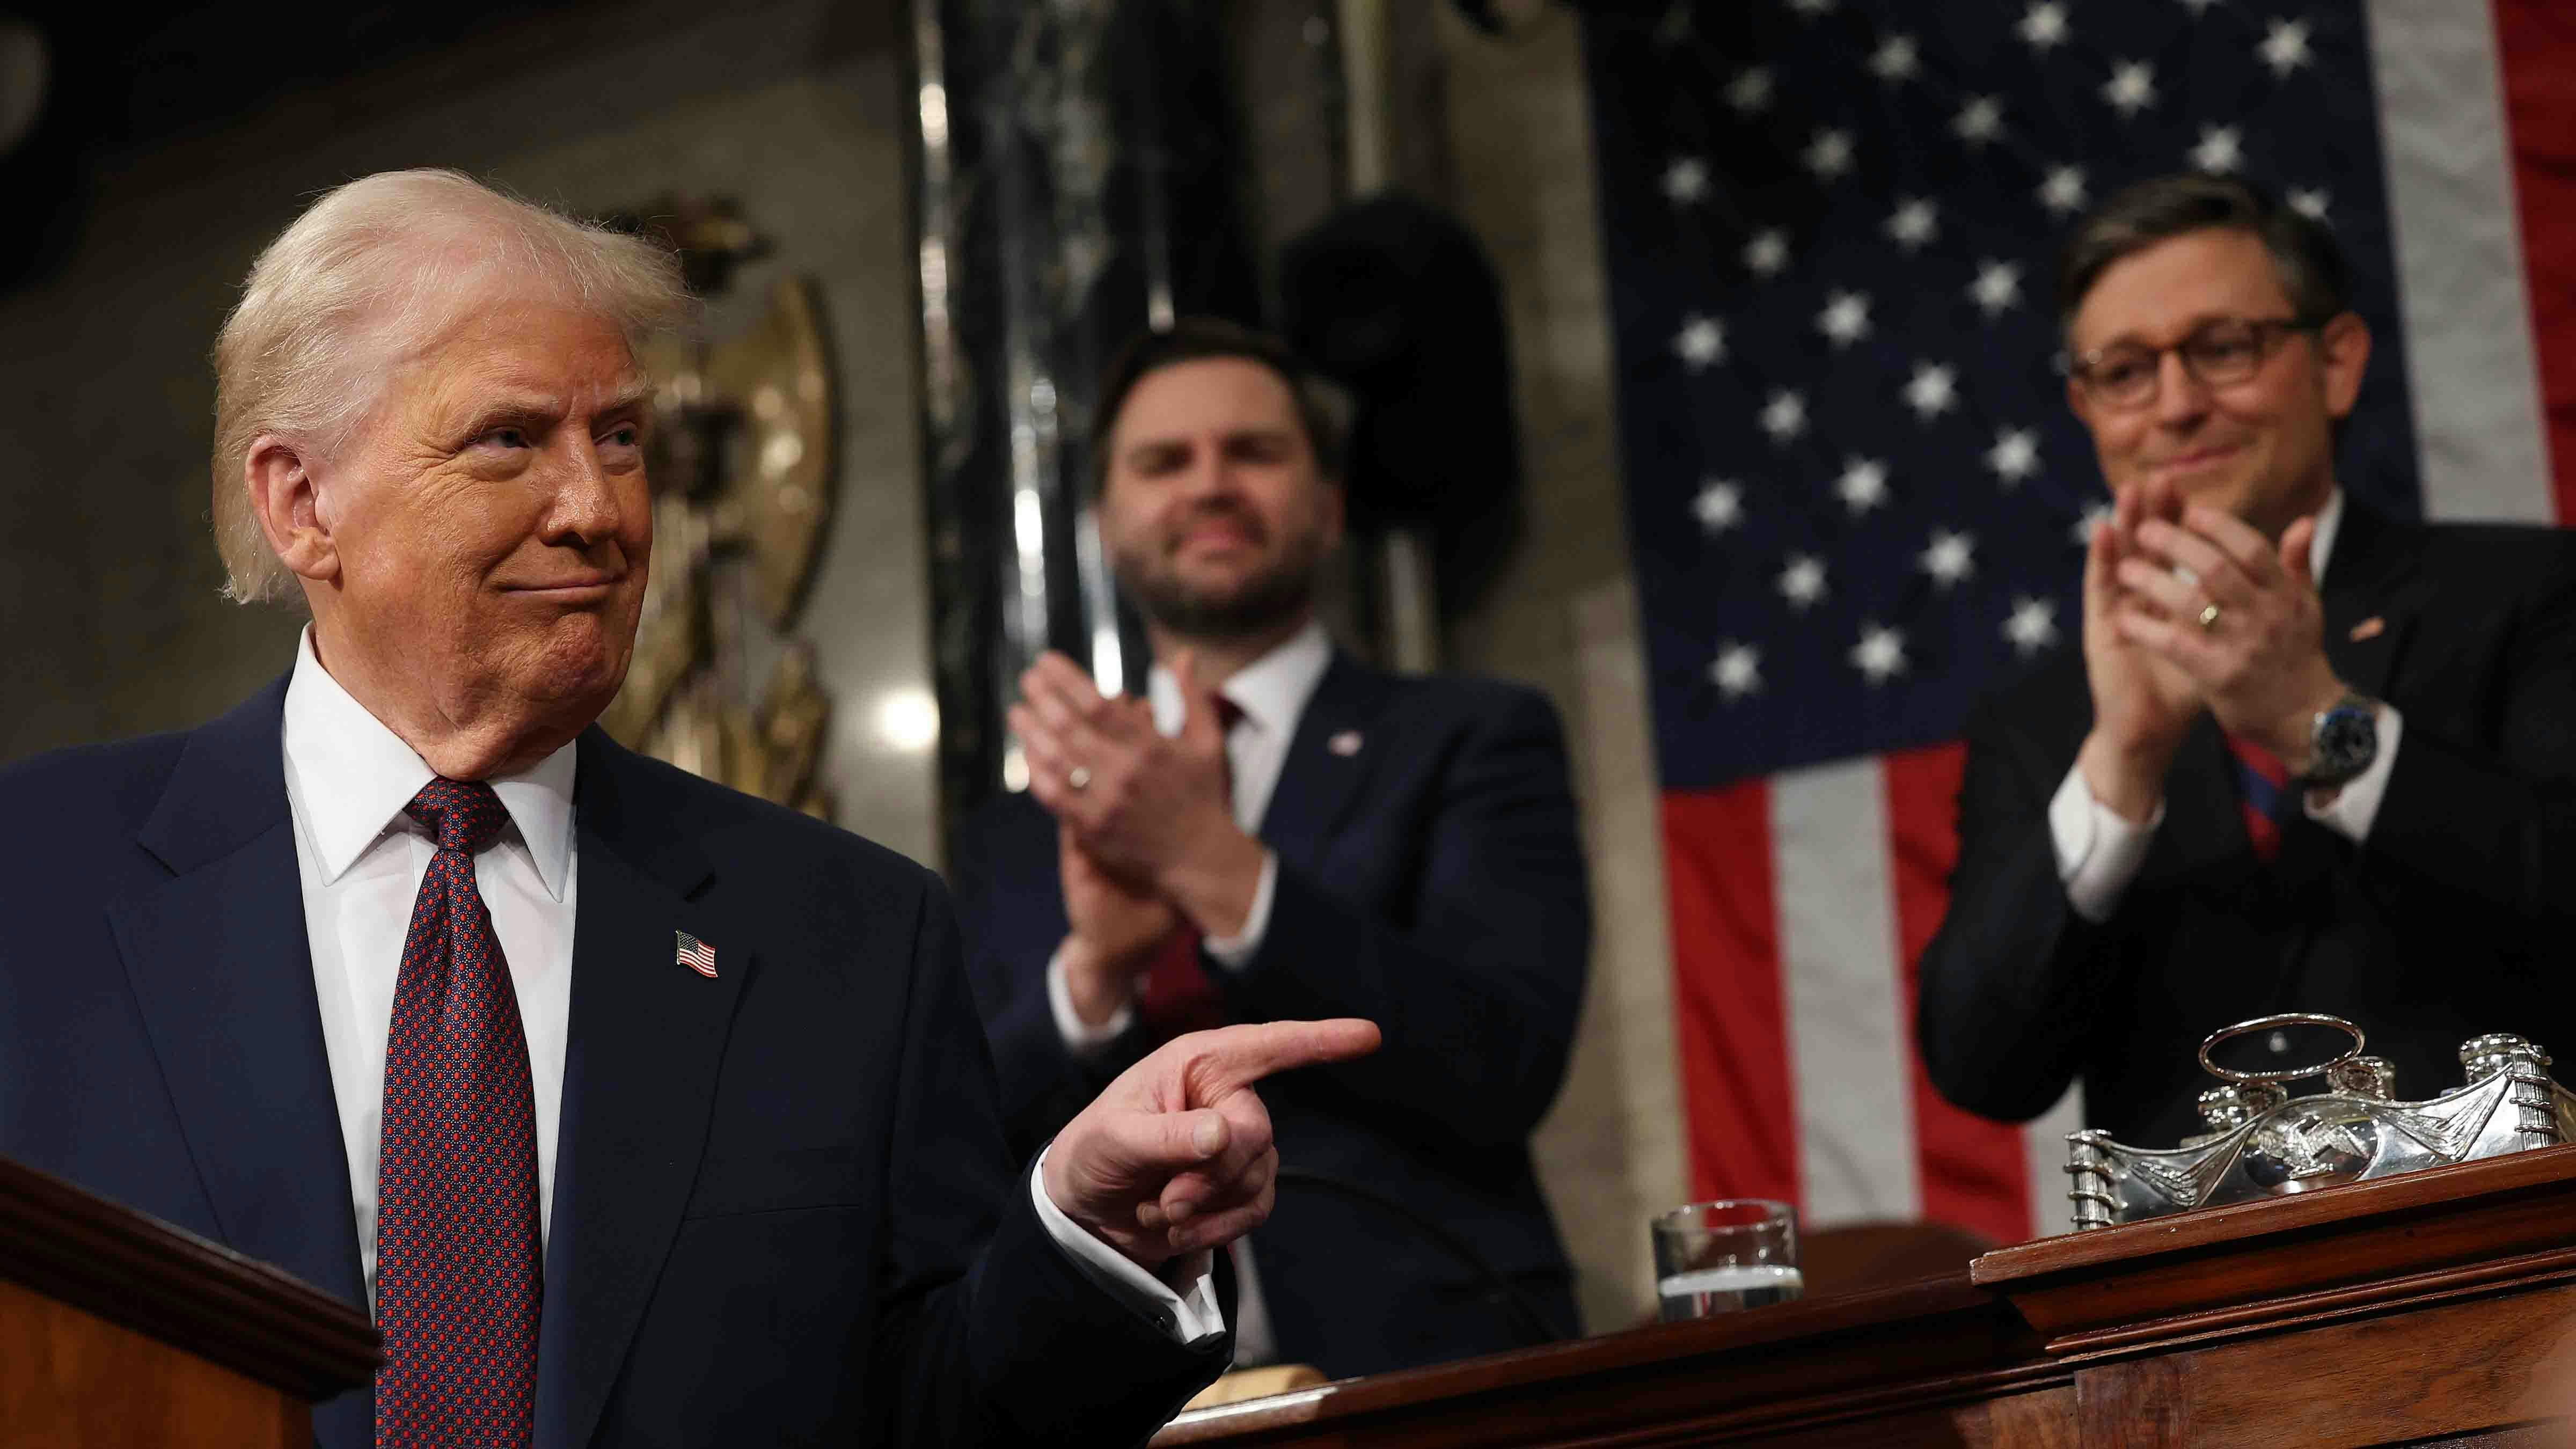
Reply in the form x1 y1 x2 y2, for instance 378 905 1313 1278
2310 701 2377 784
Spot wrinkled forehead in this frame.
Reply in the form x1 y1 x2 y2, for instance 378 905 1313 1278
2068 228 2297 353
383 297 652 425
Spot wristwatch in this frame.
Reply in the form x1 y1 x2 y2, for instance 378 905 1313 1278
2301 692 2381 789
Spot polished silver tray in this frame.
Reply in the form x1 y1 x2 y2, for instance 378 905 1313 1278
2066 1012 2576 1230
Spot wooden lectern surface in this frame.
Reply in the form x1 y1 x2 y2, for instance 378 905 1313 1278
0 1154 377 1447
1157 1146 2576 1447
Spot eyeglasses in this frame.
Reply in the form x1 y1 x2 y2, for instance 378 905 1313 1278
2062 317 2322 409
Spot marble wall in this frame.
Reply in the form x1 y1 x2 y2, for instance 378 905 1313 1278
1229 2 1686 1333
0 0 940 865
1425 6 1688 1336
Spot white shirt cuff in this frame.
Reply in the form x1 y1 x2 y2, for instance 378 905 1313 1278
1028 1148 1228 1347
1045 942 1136 1057
1201 850 1277 971
2050 762 2162 923
2304 702 2402 842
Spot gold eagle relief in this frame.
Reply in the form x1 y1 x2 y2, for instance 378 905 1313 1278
598 198 838 819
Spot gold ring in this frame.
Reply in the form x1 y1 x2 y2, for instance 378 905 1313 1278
1066 765 1092 791
2196 602 2223 632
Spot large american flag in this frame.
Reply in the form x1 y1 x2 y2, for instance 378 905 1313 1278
1585 1 2572 1243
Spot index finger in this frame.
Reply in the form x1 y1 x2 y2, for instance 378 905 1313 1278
1185 1019 1381 1093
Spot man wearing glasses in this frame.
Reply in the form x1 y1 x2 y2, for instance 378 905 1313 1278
1916 173 2576 1151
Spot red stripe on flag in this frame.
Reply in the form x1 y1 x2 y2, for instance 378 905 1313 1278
2495 0 2576 520
1660 785 1800 1210
1882 742 2033 1245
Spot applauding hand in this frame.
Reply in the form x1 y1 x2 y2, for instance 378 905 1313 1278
2110 493 2345 771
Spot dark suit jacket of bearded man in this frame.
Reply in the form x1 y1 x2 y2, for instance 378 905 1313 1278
0 672 1229 1448
953 650 1590 1381
1918 502 2576 1151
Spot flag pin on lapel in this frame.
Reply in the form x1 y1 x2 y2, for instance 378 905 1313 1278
2350 616 2386 642
676 930 718 979
1329 730 1363 757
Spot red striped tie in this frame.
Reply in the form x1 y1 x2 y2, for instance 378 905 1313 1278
2226 735 2292 865
1138 699 1243 1042
374 778 541 1449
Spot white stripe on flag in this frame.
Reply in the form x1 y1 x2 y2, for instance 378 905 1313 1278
2022 1084 2087 1239
2365 0 2556 524
1771 759 1920 1227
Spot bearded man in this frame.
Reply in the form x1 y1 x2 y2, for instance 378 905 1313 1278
0 172 1381 1448
952 318 1590 1380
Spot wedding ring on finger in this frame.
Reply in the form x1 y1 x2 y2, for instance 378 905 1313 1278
2196 602 2223 633
1067 765 1093 792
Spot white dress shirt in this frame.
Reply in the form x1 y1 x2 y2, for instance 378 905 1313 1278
281 627 578 1305
2053 489 2407 920
282 627 1218 1345
1038 619 1334 1366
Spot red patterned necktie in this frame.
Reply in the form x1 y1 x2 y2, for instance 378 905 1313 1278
374 778 541 1449
1138 699 1245 1041
2226 734 2292 865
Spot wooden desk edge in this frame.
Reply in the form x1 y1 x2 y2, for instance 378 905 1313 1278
1972 1144 2576 1286
1157 1148 2576 1445
0 1154 379 1400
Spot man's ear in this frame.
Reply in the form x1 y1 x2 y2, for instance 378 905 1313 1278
245 436 339 584
2317 311 2372 420
1319 474 1348 554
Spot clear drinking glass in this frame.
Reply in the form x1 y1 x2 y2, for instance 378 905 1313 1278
1652 1199 1802 1321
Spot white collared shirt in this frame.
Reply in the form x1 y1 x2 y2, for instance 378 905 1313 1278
281 626 577 1304
2052 489 2407 919
1146 620 1335 836
283 627 1220 1345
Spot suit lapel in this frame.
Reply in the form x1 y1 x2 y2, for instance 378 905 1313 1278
1256 654 1392 868
106 680 372 1435
537 733 740 1449
2318 503 2422 701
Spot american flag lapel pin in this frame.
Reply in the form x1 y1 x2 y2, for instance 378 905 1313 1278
2350 616 2386 642
676 930 718 979
1329 729 1363 757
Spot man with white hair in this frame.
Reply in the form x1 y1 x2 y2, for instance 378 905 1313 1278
0 169 1378 1448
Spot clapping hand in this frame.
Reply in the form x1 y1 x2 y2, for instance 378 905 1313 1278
1055 823 1180 1028
2108 484 2344 770
1012 649 1267 938
2076 481 2209 820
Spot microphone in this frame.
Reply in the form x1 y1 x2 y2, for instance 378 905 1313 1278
1272 1169 1566 1349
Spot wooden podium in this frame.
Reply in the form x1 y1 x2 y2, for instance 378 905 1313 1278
0 1155 378 1447
1157 1145 2576 1447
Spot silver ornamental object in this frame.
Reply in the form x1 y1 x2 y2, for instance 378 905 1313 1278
2065 1013 2576 1230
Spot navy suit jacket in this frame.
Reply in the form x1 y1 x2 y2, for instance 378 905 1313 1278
953 653 1589 1380
1919 507 2576 1148
0 677 1226 1447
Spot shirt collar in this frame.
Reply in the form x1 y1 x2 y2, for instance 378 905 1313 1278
2307 487 2345 587
280 626 577 898
1147 620 1333 740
